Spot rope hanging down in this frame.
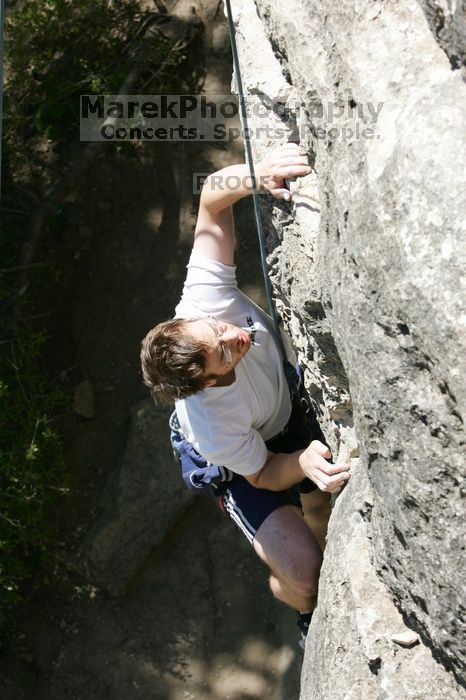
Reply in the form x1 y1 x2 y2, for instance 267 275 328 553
224 0 299 398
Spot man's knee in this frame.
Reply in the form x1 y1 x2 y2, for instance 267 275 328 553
288 555 322 599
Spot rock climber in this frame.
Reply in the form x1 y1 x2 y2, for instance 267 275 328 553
140 142 351 647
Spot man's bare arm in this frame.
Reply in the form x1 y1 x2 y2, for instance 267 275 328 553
193 144 311 265
245 441 351 494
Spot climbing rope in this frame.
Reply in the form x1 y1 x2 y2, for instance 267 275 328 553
224 0 299 398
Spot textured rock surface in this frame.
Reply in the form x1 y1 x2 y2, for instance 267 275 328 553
74 401 193 594
229 0 466 695
304 464 464 699
416 0 466 70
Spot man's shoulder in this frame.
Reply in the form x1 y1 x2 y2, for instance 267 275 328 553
174 249 242 318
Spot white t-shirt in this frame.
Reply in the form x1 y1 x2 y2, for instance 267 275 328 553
174 250 292 476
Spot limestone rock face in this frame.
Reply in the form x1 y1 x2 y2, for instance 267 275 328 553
416 0 466 70
229 0 466 696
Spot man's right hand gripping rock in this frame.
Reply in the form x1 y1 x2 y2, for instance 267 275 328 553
299 440 351 493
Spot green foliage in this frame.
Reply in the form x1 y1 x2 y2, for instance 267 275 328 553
4 0 187 157
1 0 189 628
0 332 69 621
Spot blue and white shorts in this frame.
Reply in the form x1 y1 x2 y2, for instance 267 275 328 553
170 379 326 544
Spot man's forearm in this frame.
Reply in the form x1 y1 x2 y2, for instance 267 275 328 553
200 143 310 215
254 450 306 491
254 440 352 494
201 163 266 214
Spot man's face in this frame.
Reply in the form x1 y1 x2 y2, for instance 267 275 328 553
186 317 252 385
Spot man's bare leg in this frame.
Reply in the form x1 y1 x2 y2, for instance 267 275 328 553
252 504 323 612
268 573 317 612
302 490 332 552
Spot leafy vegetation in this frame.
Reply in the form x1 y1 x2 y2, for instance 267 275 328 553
4 0 187 172
1 0 189 627
0 333 68 620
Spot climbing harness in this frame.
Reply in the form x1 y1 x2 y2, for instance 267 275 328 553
169 364 324 498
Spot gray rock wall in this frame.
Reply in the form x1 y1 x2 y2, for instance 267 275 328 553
416 0 466 69
229 0 466 696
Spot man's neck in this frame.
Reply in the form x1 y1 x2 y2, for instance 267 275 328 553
212 369 236 387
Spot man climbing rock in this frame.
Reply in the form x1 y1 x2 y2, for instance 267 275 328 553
140 142 351 647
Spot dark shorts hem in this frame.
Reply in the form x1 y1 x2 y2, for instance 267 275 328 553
216 475 302 544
